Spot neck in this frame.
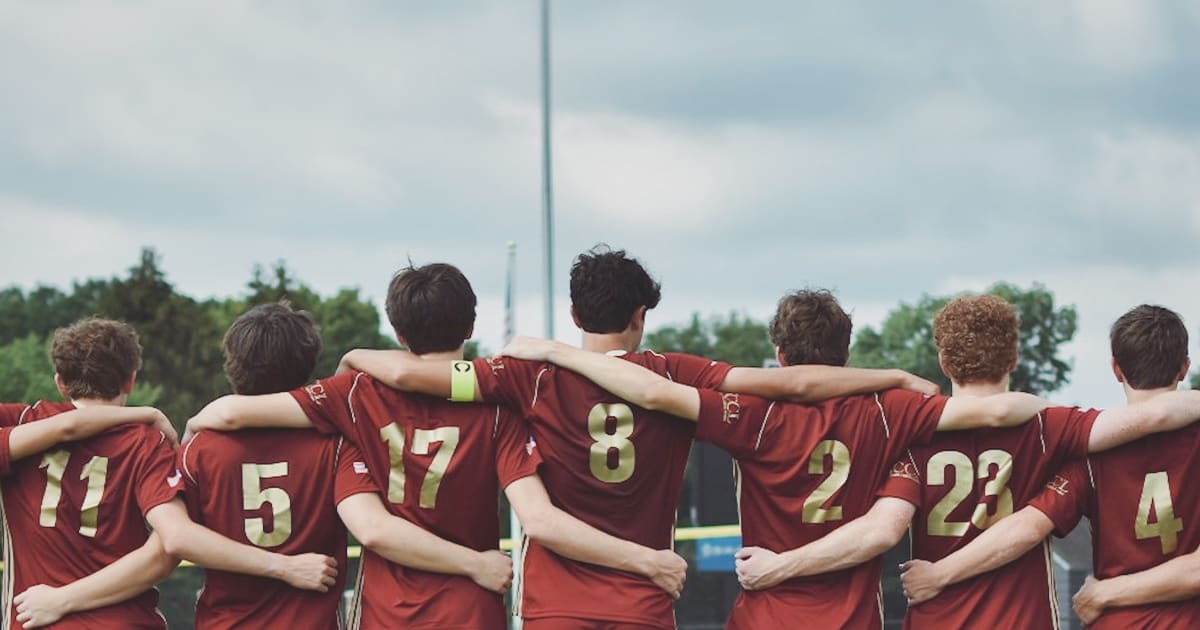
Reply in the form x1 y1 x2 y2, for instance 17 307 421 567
1124 383 1179 404
71 396 126 408
950 379 1009 397
415 349 466 362
581 331 640 354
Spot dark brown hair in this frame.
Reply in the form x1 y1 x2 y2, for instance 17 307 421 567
223 302 322 395
569 244 661 333
1110 304 1189 389
386 263 476 354
934 295 1019 384
51 317 143 400
769 290 852 367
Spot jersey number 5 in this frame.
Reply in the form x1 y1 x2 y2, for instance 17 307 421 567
243 463 293 547
39 450 109 538
1135 471 1183 554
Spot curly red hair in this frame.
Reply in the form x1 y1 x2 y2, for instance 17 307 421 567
933 295 1018 384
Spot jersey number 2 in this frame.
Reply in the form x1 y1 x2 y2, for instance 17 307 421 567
39 450 109 538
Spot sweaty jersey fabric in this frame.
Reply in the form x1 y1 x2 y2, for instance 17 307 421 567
1030 423 1200 629
292 372 541 630
179 428 376 630
0 401 180 630
694 388 949 630
0 426 12 477
877 406 1098 630
473 352 732 629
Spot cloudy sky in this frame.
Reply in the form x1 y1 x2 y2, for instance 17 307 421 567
2 1 1198 408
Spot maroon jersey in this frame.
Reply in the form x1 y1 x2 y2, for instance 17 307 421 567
692 388 948 630
0 402 180 630
877 406 1098 629
472 352 732 628
179 429 376 630
0 425 12 477
292 372 542 630
1029 424 1200 629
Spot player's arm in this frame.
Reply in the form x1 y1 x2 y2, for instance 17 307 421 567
13 532 179 629
734 498 914 590
505 475 688 598
145 498 338 592
338 349 481 401
934 393 1051 431
1086 390 1200 452
502 337 700 421
1072 552 1200 624
9 406 178 460
336 492 513 593
719 366 939 402
184 393 313 439
900 505 1054 604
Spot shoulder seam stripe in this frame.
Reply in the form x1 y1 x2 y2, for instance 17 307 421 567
874 393 891 439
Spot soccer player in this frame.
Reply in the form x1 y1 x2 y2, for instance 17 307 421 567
186 262 690 629
0 317 339 630
901 304 1200 628
736 296 1200 629
334 253 938 629
499 291 1050 630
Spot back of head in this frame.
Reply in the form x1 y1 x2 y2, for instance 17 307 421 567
569 244 662 333
934 295 1019 385
386 262 476 355
51 317 143 400
223 302 323 395
770 289 851 366
1110 304 1189 389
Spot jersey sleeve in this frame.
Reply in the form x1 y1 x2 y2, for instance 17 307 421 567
1026 459 1091 537
695 389 776 460
493 408 542 488
0 403 27 427
878 390 950 455
177 438 205 523
1042 406 1101 459
662 353 734 389
289 372 360 437
136 431 186 517
472 356 542 414
0 427 12 477
877 451 923 505
333 439 379 505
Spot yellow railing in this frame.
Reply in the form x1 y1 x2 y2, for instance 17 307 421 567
0 524 742 571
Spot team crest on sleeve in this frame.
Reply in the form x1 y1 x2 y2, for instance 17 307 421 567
487 356 506 374
889 459 920 482
304 383 328 404
525 436 537 455
167 469 183 488
721 393 742 424
1045 475 1071 496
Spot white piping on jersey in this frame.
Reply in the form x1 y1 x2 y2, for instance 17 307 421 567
17 401 39 426
1085 458 1096 489
753 402 776 451
876 582 885 628
513 534 530 618
734 461 744 526
182 434 201 485
530 368 549 409
347 373 366 425
873 393 891 439
347 554 366 630
1036 412 1047 453
493 406 501 438
1043 539 1062 630
2 486 13 630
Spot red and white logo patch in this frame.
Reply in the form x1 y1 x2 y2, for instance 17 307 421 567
353 461 369 475
305 383 328 404
525 436 537 455
1045 475 1071 496
721 393 742 424
167 469 183 488
889 459 921 483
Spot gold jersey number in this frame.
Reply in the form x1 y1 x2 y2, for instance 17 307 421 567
38 450 109 538
1135 471 1183 554
380 424 461 509
242 462 293 547
927 449 1014 537
587 403 636 483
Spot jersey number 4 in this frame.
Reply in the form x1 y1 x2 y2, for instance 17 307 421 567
1135 471 1184 554
39 450 108 538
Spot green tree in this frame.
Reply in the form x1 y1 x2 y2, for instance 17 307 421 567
0 334 160 405
851 282 1077 395
645 312 773 367
1191 370 1199 390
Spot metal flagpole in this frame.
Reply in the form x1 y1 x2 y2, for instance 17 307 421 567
540 0 555 341
505 242 524 630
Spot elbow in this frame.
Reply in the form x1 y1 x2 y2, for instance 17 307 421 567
641 380 676 412
58 416 85 442
353 525 382 551
517 510 553 544
156 528 189 559
866 525 906 554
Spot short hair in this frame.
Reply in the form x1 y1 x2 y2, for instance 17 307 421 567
386 263 476 355
769 290 852 367
51 318 143 400
223 302 322 395
934 295 1019 384
1110 305 1189 390
569 245 661 334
